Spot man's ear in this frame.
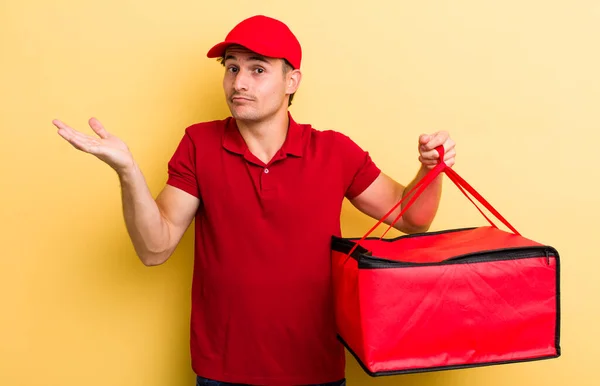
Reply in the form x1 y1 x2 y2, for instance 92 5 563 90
286 69 302 94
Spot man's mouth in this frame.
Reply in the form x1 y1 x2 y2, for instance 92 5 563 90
231 96 254 102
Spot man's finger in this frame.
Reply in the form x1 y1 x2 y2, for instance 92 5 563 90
88 117 109 139
422 131 449 150
419 156 436 164
52 119 66 129
59 131 89 152
56 124 90 144
56 126 96 154
55 125 76 143
53 119 81 139
420 148 440 160
52 119 76 133
444 149 456 161
444 138 456 151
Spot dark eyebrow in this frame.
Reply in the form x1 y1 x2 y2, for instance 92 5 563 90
248 56 269 64
223 54 270 65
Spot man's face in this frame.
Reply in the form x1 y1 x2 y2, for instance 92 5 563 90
222 46 292 122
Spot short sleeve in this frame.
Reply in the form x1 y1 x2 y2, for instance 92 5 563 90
166 130 200 198
336 133 381 199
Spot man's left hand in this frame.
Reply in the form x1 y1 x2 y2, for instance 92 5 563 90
418 131 456 169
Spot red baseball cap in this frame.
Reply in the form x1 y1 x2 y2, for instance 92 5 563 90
206 15 302 69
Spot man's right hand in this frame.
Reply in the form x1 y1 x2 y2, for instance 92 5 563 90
52 116 199 265
53 117 134 173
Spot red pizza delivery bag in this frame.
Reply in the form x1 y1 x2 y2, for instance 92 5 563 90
331 147 560 376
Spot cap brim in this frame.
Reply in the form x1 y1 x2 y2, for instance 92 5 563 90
206 41 234 58
206 40 273 59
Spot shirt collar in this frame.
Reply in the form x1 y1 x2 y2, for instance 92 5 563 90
222 112 305 158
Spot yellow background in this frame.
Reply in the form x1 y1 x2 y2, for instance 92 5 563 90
1 0 598 385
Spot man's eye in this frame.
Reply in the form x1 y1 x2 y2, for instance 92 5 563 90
254 68 264 74
227 67 238 73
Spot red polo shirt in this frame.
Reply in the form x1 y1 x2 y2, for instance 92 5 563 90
166 112 381 385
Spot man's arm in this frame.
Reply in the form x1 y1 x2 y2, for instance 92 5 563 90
119 164 199 266
350 131 455 234
53 117 199 266
350 168 441 234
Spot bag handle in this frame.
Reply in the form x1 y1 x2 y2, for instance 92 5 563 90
346 146 520 259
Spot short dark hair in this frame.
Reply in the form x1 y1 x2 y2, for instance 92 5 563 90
219 57 296 107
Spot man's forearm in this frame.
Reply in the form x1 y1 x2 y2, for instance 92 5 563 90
399 165 443 233
118 162 170 265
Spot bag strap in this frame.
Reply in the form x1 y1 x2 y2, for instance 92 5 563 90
444 166 520 234
442 170 499 231
346 146 520 259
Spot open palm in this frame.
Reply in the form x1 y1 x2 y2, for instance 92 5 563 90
53 117 134 172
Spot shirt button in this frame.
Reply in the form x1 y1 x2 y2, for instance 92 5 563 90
264 168 270 174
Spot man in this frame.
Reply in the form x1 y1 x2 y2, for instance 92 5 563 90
53 15 456 386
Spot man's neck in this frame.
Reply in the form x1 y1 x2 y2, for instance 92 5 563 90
236 110 289 165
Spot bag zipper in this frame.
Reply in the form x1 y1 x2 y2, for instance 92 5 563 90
358 246 558 269
332 227 478 259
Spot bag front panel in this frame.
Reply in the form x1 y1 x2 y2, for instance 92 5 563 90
357 253 559 374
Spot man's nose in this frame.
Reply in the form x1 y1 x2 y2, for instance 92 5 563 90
233 69 250 92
